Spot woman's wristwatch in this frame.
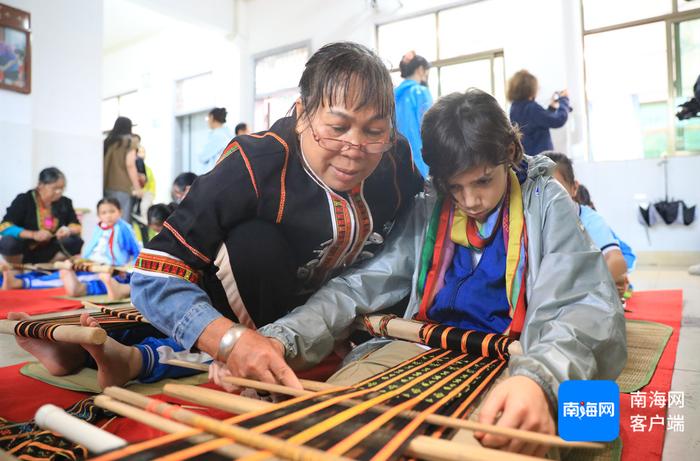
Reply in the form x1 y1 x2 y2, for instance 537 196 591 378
217 324 248 362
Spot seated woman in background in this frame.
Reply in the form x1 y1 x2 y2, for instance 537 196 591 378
1 167 83 289
543 152 634 297
170 172 197 206
60 197 140 301
507 70 570 155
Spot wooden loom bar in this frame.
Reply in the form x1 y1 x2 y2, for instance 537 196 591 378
167 379 603 451
359 315 524 356
103 386 354 461
163 384 550 460
93 395 266 460
0 319 107 345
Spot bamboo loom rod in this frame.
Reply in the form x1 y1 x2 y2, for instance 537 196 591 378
53 260 132 274
211 376 603 451
93 395 270 460
359 315 524 356
0 319 107 345
162 358 330 392
103 386 354 461
163 384 548 461
163 359 602 450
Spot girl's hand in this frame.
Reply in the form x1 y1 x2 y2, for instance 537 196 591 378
475 375 556 457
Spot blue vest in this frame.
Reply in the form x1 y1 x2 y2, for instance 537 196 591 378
428 222 511 333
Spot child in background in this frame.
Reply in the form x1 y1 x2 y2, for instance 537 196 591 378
543 152 635 298
60 198 140 300
133 203 173 244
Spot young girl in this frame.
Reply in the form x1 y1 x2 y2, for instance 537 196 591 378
252 89 626 456
543 152 635 298
60 197 140 300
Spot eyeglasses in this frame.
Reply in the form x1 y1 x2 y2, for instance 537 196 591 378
308 124 394 155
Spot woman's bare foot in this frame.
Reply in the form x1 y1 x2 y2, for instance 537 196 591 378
2 269 23 290
59 269 87 297
79 313 142 389
7 312 86 375
97 273 131 301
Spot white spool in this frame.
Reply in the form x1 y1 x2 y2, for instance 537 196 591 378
34 404 127 454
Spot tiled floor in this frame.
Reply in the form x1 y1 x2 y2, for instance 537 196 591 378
0 265 698 459
629 266 700 459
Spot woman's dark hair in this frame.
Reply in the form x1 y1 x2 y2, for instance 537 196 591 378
104 116 133 155
297 42 395 133
234 122 248 135
147 203 174 225
173 172 197 190
209 108 227 124
96 197 121 211
542 151 575 186
575 184 596 210
422 89 524 194
399 51 430 78
506 70 538 102
38 167 65 185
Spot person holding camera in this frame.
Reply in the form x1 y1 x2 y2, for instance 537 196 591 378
507 70 571 155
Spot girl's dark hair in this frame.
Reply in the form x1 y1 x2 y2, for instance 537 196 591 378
96 197 121 211
422 89 524 194
542 151 576 186
507 70 538 102
399 52 430 78
104 116 133 156
38 167 65 185
209 108 227 124
147 203 174 224
297 42 395 133
575 184 596 210
173 172 197 190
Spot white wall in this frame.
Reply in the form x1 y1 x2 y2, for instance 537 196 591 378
0 0 103 236
102 23 240 202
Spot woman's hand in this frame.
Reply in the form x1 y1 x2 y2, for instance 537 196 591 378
475 375 556 457
224 329 302 390
55 226 72 240
33 230 53 242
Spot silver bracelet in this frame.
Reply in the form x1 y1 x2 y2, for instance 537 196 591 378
217 324 248 362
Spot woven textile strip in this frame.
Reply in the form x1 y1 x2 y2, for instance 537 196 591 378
0 398 108 461
11 306 146 341
101 346 507 461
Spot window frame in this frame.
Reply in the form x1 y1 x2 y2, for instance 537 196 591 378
252 41 311 131
101 90 138 134
580 0 700 160
375 2 506 102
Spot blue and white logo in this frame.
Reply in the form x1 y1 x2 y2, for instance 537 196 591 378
558 380 620 442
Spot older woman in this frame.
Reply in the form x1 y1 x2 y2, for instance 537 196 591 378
1 167 83 288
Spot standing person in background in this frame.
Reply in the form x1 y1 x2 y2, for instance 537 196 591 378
234 123 249 136
199 108 233 172
507 70 570 155
103 116 143 222
394 51 433 178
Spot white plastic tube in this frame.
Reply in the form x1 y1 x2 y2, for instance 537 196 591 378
34 404 127 454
